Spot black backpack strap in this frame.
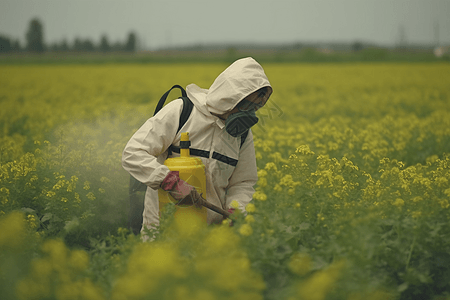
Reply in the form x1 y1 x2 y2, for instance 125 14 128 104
153 85 193 156
154 85 187 115
168 96 194 156
178 96 194 132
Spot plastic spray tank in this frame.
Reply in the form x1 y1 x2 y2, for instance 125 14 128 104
158 132 208 222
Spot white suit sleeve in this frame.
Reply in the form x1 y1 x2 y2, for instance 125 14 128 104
225 130 258 211
122 100 182 190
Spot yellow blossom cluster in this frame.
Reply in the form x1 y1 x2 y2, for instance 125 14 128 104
294 260 346 300
112 212 265 300
0 211 28 249
16 239 104 300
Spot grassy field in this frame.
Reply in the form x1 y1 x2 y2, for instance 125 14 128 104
0 48 448 65
1 62 450 300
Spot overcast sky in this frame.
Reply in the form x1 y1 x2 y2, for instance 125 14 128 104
1 0 449 50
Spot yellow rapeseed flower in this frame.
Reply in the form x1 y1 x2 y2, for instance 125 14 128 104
245 215 255 223
112 242 186 300
289 253 311 276
83 181 90 190
412 211 422 219
0 211 26 249
239 224 253 236
30 258 53 279
41 239 68 268
258 177 268 187
255 152 263 160
204 226 239 252
274 184 283 192
393 198 404 208
297 260 345 300
46 191 56 198
66 176 78 192
100 176 110 183
444 188 450 197
222 219 232 226
230 200 240 209
86 192 96 201
55 279 105 300
257 169 268 177
0 187 9 205
295 145 315 155
27 214 37 229
245 203 256 213
265 162 277 171
69 249 89 272
74 192 81 203
253 191 267 201
436 177 448 187
173 210 203 237
439 199 449 209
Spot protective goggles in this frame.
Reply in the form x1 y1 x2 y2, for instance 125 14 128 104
236 89 270 111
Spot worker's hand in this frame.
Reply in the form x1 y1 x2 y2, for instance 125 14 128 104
178 188 204 208
161 171 202 207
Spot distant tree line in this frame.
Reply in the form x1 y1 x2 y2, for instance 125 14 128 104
0 18 137 53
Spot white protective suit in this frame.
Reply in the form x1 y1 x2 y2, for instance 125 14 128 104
122 57 272 231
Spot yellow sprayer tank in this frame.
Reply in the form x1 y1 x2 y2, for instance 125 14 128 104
158 132 207 222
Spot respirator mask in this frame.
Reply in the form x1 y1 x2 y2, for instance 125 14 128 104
225 99 262 137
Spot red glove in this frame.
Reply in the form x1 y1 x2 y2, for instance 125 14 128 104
161 171 202 207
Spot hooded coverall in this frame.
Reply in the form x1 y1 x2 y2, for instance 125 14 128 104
122 57 272 234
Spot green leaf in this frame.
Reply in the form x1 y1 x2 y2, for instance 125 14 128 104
64 217 80 233
20 207 35 214
397 282 408 292
41 213 52 223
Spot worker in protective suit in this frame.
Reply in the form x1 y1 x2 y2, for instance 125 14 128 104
122 57 273 238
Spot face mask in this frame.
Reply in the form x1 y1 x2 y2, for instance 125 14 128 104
225 109 259 137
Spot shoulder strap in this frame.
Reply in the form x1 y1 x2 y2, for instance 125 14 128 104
154 85 193 156
168 96 193 156
178 96 194 132
154 84 188 116
153 85 193 133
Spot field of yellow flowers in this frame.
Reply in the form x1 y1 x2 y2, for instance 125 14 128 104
1 62 450 300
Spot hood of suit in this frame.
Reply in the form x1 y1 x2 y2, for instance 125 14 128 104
186 57 272 116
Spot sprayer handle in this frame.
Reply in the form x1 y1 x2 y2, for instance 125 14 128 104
195 194 230 218
201 200 231 218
